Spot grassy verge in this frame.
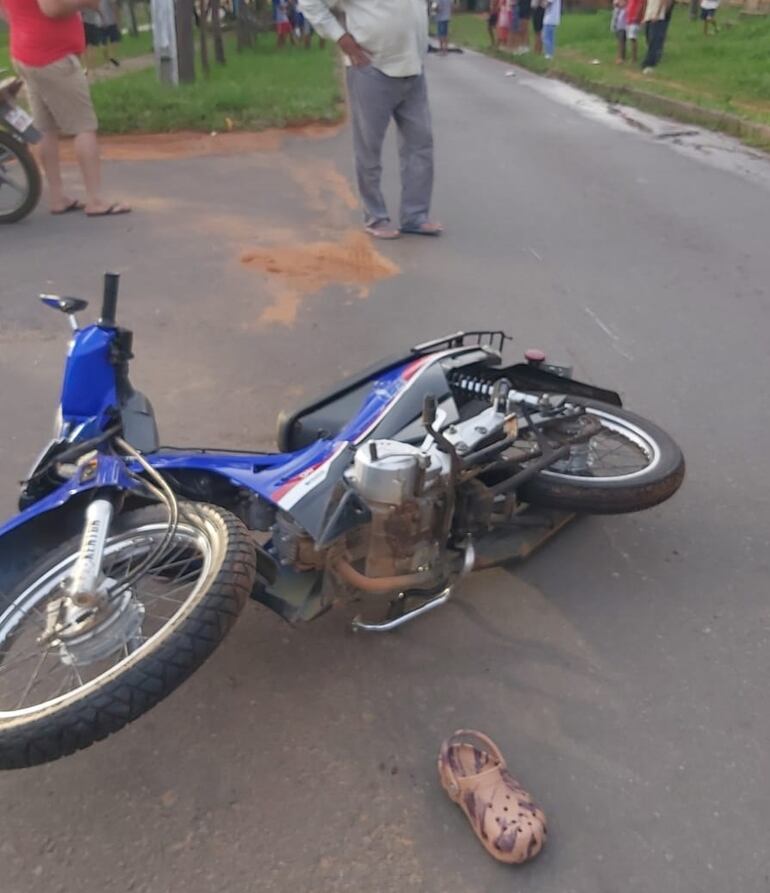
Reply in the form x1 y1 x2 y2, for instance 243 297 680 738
451 11 770 141
2 21 342 134
90 42 343 133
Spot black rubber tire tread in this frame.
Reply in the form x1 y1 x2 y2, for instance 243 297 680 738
518 399 685 514
0 132 42 224
0 503 256 770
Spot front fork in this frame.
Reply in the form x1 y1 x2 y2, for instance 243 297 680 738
67 493 115 608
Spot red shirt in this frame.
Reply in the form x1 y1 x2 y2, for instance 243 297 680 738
1 0 85 67
626 0 645 23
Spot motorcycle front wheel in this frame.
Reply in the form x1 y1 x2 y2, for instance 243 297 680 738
518 399 685 514
0 132 41 224
0 503 256 769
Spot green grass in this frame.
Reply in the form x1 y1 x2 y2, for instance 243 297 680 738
90 42 343 133
451 11 770 132
2 20 342 134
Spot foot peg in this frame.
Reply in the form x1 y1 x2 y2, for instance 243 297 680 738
352 586 452 633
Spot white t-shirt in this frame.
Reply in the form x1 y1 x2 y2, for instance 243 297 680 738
701 0 719 9
543 0 561 26
299 0 429 77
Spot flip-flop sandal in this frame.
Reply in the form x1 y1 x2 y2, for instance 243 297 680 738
364 223 401 240
51 200 85 216
86 204 132 218
400 222 443 236
438 729 547 864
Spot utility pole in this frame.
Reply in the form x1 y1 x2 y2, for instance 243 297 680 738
151 0 180 84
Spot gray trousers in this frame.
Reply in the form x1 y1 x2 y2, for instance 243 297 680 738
346 65 434 230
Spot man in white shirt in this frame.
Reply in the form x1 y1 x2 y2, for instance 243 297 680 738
298 0 443 239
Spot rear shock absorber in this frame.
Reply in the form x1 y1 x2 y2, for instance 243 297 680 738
447 371 497 400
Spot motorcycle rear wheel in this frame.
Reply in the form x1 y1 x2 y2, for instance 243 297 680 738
518 399 685 514
0 132 41 224
0 503 256 769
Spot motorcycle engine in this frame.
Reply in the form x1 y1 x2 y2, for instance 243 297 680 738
345 440 451 579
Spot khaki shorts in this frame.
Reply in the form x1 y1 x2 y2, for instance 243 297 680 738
13 55 98 136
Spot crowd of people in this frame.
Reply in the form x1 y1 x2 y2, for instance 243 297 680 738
272 0 327 48
610 0 679 72
487 0 562 60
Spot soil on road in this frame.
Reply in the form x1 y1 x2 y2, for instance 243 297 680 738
0 50 769 893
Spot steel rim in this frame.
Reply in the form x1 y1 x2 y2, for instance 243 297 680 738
539 407 662 483
0 522 214 719
0 140 30 217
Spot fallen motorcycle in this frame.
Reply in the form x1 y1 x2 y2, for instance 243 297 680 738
0 73 41 224
0 275 684 768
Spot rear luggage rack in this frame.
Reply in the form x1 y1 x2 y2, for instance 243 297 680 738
412 331 512 355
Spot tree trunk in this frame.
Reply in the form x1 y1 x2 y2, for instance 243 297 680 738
211 0 226 64
176 0 196 83
199 0 210 77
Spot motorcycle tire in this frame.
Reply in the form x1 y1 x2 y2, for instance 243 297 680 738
0 503 256 770
0 132 42 224
519 399 685 514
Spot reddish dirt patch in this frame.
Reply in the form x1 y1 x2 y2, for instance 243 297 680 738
241 230 399 326
59 123 344 162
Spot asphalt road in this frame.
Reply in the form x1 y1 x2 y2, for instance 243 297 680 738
1 49 769 893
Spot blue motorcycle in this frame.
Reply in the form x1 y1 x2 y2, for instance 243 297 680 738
0 275 684 768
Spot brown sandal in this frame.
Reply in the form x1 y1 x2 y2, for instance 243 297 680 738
438 729 547 864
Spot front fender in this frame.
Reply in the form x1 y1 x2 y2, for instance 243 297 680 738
0 454 141 598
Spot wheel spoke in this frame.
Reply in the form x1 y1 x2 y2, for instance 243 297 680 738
0 646 46 676
15 648 51 710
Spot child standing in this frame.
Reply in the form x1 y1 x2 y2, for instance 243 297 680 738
625 0 644 62
611 0 628 63
437 0 453 55
273 0 294 47
488 0 501 48
542 0 561 59
497 0 512 48
700 0 719 34
531 0 546 54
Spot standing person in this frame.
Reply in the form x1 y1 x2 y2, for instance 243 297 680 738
515 0 532 54
642 0 674 72
699 0 719 35
298 0 442 239
531 0 545 54
0 0 130 216
611 0 628 63
488 0 501 48
496 0 511 48
625 0 644 62
507 0 519 47
542 0 561 59
273 0 293 46
97 0 120 63
82 0 120 69
436 0 452 56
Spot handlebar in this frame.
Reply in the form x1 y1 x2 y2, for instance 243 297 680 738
99 273 120 327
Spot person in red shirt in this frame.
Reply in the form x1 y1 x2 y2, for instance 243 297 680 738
625 0 644 63
0 0 130 215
